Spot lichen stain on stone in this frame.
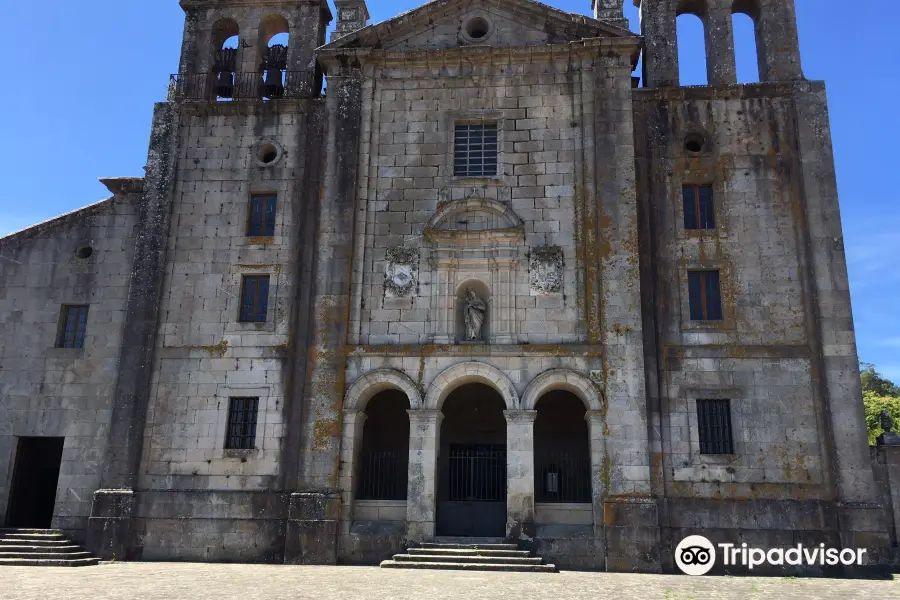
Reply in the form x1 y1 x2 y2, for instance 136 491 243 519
187 339 229 357
246 236 275 246
313 418 341 451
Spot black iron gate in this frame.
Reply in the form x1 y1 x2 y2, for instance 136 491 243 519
448 444 506 501
438 444 506 537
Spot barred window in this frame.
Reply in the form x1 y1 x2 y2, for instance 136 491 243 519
57 305 89 348
697 399 734 455
248 194 277 237
454 122 498 177
239 275 270 323
225 397 259 450
688 270 723 321
683 185 715 230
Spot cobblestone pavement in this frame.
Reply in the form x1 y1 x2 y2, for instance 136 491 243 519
2 564 900 600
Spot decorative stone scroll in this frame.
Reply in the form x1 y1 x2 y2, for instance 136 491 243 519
529 245 563 295
384 246 418 298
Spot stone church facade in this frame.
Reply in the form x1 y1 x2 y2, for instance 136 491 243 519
0 0 896 573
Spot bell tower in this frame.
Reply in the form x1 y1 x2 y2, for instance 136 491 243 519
636 0 802 88
176 0 332 99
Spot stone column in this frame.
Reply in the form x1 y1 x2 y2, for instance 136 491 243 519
338 410 367 526
505 410 537 542
585 410 607 523
407 410 442 541
705 7 737 86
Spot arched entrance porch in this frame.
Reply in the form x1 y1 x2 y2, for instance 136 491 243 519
436 383 507 537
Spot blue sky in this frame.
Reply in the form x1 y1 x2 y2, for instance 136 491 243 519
0 0 896 380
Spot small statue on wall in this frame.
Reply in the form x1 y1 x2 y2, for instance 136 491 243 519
464 289 487 341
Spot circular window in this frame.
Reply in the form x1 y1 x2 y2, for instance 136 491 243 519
75 246 93 259
684 132 708 154
255 140 283 167
462 17 492 43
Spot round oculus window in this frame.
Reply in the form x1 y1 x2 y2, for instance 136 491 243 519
255 140 283 167
462 17 492 43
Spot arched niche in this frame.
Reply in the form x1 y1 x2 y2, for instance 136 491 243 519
426 196 523 345
258 14 290 99
456 279 491 344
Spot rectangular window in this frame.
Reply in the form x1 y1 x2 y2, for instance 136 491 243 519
687 270 723 321
697 399 735 455
682 185 715 230
248 194 277 237
454 122 498 177
57 305 89 348
225 397 259 450
239 275 270 323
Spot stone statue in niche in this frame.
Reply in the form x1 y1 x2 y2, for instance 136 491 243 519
384 246 418 298
464 289 487 341
530 245 564 296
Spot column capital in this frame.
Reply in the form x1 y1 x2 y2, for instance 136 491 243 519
342 408 367 421
504 409 537 423
407 409 443 425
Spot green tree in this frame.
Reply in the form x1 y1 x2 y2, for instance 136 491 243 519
860 362 900 397
863 391 900 445
860 363 900 444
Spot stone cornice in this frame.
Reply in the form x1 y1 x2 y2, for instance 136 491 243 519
179 0 332 20
100 177 145 197
321 0 634 52
317 36 641 71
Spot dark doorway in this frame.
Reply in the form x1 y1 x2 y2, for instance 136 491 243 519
356 390 410 500
437 384 507 537
5 437 64 528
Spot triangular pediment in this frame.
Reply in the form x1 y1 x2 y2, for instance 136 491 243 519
322 0 634 52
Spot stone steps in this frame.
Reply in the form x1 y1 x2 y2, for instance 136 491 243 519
393 554 544 565
0 529 99 567
0 557 100 567
381 540 557 573
407 547 531 558
381 560 557 572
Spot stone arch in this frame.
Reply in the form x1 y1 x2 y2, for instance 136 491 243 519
521 369 603 412
424 362 519 411
426 197 522 232
212 17 240 51
345 369 423 412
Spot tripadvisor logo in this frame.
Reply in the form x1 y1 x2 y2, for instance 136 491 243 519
675 535 868 576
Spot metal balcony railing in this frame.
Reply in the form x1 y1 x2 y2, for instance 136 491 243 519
169 70 318 102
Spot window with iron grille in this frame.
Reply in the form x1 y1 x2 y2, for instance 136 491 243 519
239 275 270 323
454 122 498 177
57 305 89 348
687 270 723 321
697 399 735 454
225 397 259 450
682 185 715 230
248 194 277 237
535 451 591 503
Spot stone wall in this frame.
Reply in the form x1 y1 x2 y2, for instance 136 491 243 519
0 181 141 541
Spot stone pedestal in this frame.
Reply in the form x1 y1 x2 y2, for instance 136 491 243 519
284 492 341 564
406 410 442 541
86 489 137 561
504 410 537 543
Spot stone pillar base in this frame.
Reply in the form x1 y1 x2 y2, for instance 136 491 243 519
284 492 341 565
603 497 662 573
837 502 892 577
86 489 138 561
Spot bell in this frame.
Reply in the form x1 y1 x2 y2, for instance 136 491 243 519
263 69 284 99
215 71 234 99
